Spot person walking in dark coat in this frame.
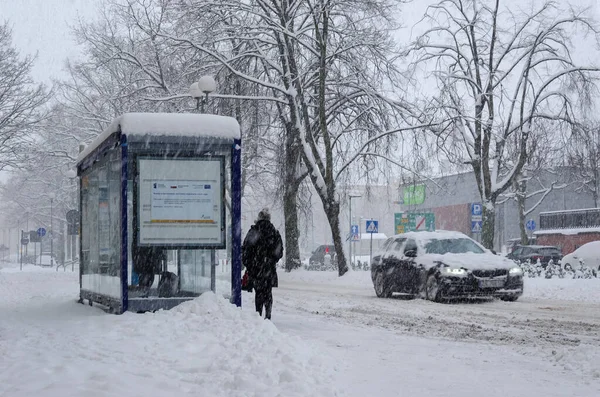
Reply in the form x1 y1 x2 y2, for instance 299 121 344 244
242 208 283 320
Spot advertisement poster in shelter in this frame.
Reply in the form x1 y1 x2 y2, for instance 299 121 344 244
137 157 225 248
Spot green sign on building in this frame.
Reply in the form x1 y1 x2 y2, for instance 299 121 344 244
394 212 435 234
403 184 426 205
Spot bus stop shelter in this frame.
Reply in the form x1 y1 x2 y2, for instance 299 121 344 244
75 113 242 313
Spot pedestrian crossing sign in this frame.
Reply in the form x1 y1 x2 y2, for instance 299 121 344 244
366 220 378 234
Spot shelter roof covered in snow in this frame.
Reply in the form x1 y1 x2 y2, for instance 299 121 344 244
77 113 240 165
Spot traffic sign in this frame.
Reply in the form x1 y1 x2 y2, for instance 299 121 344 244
37 227 46 237
526 219 536 231
29 231 41 243
366 220 378 233
21 238 29 245
471 220 483 233
351 224 360 241
394 212 435 233
415 215 426 231
471 203 483 221
66 209 79 223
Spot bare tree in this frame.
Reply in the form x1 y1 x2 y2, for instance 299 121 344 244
565 121 600 207
0 23 49 171
165 0 415 275
410 0 600 248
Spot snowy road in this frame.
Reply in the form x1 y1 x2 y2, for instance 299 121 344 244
273 271 600 396
1 265 599 396
277 277 600 348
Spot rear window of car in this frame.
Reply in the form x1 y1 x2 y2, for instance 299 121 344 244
537 248 561 255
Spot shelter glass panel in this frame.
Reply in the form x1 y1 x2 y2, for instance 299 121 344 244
80 150 122 299
179 249 212 295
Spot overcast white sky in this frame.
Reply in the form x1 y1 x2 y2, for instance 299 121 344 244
0 0 96 83
1 0 598 84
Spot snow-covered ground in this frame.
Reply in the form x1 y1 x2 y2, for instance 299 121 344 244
1 262 599 396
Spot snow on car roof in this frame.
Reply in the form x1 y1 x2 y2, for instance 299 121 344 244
77 112 240 164
575 240 600 251
394 230 470 241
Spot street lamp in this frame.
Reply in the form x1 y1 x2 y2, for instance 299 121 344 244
190 75 216 113
49 192 56 267
348 194 361 268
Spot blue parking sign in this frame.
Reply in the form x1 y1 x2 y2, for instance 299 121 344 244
471 203 482 216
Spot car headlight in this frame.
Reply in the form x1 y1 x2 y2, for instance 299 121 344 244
442 267 467 275
509 267 523 275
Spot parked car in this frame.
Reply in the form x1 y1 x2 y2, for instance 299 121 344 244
506 245 562 267
506 237 537 253
370 230 524 302
561 241 600 272
307 245 336 270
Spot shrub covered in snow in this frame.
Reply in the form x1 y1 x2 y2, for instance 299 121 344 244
520 259 598 279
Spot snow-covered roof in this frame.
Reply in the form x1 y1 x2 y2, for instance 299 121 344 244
359 233 388 240
540 207 600 215
77 113 240 164
534 227 600 236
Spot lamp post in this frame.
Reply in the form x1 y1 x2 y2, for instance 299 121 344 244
190 75 216 113
189 75 218 292
49 192 55 267
66 169 78 270
348 194 361 268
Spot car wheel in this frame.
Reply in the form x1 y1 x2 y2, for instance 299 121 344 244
374 270 392 298
425 273 442 302
500 295 519 302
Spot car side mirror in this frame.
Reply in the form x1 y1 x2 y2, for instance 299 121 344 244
405 250 417 258
490 249 497 255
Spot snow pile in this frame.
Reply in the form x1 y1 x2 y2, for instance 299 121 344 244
524 277 600 303
154 294 338 397
0 265 339 397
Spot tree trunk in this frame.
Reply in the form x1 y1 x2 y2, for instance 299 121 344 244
518 197 528 245
482 203 496 249
593 167 599 208
516 177 528 245
283 180 301 272
323 199 348 276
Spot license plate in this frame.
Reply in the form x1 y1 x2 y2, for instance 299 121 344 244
479 278 505 288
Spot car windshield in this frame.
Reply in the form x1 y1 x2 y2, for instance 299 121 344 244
424 238 486 254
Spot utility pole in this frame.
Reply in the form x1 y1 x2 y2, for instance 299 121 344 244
348 195 361 268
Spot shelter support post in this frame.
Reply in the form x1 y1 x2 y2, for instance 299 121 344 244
231 139 242 307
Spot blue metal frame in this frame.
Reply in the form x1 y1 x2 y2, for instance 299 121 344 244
120 134 129 313
231 139 242 307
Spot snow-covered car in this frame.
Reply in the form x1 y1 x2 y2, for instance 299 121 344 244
561 241 600 272
370 230 524 302
506 245 562 267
